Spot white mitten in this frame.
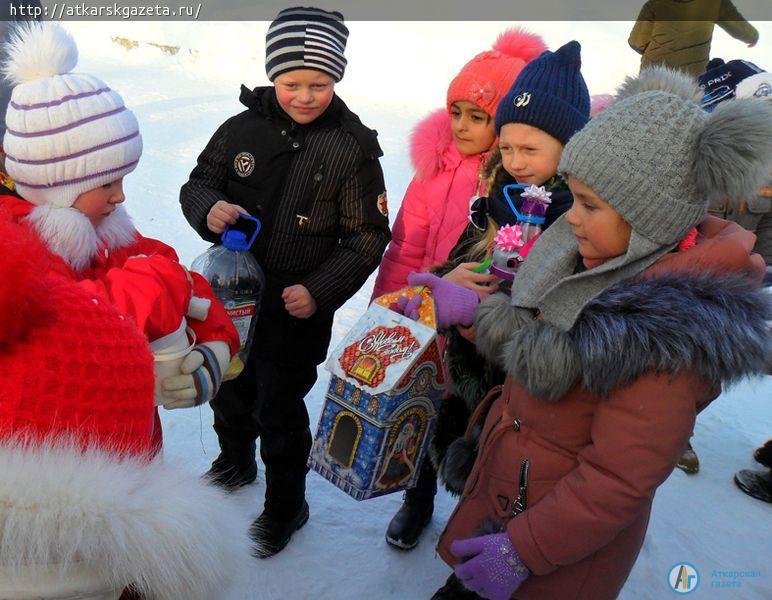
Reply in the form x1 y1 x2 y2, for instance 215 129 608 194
161 341 231 409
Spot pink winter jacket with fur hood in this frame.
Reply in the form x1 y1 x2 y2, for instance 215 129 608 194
372 109 486 299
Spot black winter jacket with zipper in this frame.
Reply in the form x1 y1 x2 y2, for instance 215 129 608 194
180 86 390 364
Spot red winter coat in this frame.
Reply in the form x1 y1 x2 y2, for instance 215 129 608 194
0 194 238 355
371 109 488 299
437 218 768 599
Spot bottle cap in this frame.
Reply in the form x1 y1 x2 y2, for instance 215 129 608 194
222 229 250 251
221 215 262 251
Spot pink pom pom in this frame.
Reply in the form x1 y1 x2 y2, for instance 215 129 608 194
493 28 548 62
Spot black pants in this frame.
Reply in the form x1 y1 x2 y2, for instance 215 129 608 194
211 355 317 518
406 449 438 505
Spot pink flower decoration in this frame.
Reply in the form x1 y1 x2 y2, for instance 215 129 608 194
494 224 524 252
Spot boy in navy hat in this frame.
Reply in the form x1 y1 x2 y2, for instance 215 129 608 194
180 6 390 558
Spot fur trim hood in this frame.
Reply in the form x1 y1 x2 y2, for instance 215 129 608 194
410 108 461 181
477 217 771 400
497 271 770 401
24 203 138 272
0 440 255 599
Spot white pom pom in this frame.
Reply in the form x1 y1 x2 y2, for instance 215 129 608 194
3 22 78 86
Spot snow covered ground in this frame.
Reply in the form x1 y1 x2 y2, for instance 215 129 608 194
64 21 771 599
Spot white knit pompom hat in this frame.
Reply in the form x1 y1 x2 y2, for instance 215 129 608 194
2 23 142 208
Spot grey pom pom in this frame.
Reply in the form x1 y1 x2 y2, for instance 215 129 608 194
615 66 702 103
693 98 772 203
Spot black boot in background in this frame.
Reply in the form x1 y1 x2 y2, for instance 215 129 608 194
753 439 772 468
734 469 772 504
204 452 257 491
734 439 772 504
385 459 437 550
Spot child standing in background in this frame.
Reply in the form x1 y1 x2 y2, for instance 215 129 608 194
412 41 591 503
373 28 548 551
373 28 546 299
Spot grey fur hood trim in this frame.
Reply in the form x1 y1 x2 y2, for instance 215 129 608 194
474 292 534 365
503 272 771 400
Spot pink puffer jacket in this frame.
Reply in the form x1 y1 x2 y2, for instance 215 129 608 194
372 109 486 299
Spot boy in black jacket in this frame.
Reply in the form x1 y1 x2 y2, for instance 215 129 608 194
180 7 390 558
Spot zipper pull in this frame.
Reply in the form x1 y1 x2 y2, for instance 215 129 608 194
509 458 529 518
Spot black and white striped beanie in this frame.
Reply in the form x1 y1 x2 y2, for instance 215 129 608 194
265 6 348 82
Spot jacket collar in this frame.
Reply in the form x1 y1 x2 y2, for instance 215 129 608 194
410 108 491 182
239 85 382 159
24 204 137 272
239 85 342 130
499 218 770 400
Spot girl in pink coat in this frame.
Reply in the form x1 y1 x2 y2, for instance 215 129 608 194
372 29 547 300
374 28 547 553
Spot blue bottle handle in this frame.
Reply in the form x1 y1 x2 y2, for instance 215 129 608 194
502 184 546 226
221 214 262 250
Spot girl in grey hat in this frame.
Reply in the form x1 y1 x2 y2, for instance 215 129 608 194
409 66 772 600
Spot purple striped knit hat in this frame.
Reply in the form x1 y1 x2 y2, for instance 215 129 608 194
2 23 142 208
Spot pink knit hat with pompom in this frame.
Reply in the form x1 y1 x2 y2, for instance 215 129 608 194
446 28 547 118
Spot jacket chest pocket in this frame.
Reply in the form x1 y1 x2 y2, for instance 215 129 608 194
486 473 521 523
294 162 340 235
485 457 531 525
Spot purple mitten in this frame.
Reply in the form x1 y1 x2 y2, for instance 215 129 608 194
451 532 530 600
396 293 423 321
406 272 479 328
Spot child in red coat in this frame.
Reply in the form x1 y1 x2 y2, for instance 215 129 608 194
0 23 239 451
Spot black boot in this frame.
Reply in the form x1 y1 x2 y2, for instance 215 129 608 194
250 500 310 558
753 440 772 469
386 459 437 550
734 469 772 504
431 573 482 599
204 453 257 491
385 494 434 550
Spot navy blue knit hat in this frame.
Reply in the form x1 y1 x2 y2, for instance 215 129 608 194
698 58 764 112
494 40 590 144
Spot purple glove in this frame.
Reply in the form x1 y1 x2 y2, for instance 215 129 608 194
451 532 530 600
406 272 479 328
396 293 423 320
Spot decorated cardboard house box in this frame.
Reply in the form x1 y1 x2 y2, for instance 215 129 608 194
308 288 446 500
